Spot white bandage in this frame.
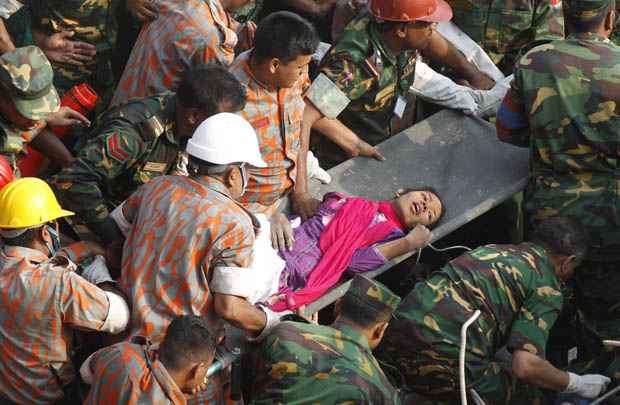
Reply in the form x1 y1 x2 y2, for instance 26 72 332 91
210 266 256 299
251 305 291 341
109 202 132 238
101 292 130 334
0 0 22 19
306 73 351 119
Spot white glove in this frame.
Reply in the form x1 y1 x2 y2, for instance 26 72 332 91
251 305 291 341
562 372 611 398
81 255 114 286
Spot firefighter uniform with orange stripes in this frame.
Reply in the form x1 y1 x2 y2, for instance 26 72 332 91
50 94 187 238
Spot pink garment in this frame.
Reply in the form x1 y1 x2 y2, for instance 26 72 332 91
270 198 403 311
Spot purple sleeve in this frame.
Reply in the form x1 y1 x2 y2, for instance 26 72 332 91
347 230 404 273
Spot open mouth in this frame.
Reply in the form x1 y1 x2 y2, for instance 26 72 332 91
411 201 421 215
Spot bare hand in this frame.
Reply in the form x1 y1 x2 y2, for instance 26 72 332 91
127 0 159 22
461 72 495 90
41 31 96 66
356 140 385 161
235 21 256 54
405 224 432 250
46 106 91 128
292 192 321 221
270 213 295 252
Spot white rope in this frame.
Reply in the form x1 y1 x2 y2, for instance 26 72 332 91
460 310 482 405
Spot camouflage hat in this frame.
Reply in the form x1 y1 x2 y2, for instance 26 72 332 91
346 275 401 314
564 0 615 18
0 46 60 121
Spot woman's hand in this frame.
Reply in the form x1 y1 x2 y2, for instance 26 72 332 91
38 31 97 66
405 225 432 250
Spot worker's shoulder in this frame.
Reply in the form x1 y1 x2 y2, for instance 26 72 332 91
269 320 334 341
99 94 173 127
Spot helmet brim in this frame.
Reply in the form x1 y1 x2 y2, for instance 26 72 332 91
417 0 453 23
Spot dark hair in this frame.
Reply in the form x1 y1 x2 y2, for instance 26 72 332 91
565 4 612 33
531 216 589 264
159 315 217 372
339 294 391 329
177 64 246 114
254 11 319 63
1 227 39 247
394 187 445 229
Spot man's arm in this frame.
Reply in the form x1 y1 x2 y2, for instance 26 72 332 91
213 293 267 334
421 30 495 90
496 85 530 147
312 114 384 161
29 128 75 167
50 127 144 236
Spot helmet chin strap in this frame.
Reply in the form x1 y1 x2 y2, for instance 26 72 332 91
44 224 61 257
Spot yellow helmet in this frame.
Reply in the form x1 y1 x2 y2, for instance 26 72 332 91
0 177 74 229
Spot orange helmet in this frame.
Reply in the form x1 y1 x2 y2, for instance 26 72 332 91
0 156 14 191
369 0 453 23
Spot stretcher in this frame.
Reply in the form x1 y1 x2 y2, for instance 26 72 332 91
209 108 530 377
304 108 529 313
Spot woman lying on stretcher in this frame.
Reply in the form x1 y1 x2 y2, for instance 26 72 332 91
249 189 443 312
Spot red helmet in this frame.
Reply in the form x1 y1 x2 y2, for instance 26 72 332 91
369 0 453 23
0 156 15 191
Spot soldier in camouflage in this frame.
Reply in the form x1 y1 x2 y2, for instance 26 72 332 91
49 65 247 241
496 0 620 362
0 45 89 177
377 217 609 405
307 0 497 167
445 0 565 74
250 275 401 404
30 0 119 103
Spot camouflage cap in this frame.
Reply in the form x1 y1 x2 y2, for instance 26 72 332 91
0 46 60 121
564 0 615 18
346 275 401 314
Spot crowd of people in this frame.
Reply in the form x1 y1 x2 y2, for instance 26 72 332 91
0 0 619 404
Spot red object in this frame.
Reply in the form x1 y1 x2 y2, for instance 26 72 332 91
369 0 453 23
17 83 98 177
270 198 404 312
0 155 15 190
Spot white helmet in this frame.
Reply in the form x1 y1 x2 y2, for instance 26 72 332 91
185 113 267 168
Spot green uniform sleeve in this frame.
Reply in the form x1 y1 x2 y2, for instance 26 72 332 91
320 51 376 102
506 280 563 358
51 126 146 235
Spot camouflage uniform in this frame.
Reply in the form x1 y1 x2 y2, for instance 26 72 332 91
31 0 119 98
445 0 565 74
250 275 402 405
496 0 620 358
312 13 417 167
50 94 186 239
378 243 561 405
0 46 59 176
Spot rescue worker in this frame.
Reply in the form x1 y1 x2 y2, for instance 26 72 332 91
0 46 90 176
111 0 253 106
497 0 620 363
104 113 289 400
307 0 495 167
377 217 610 404
0 177 130 404
81 315 217 404
230 11 325 229
50 64 247 241
250 275 401 404
445 0 565 74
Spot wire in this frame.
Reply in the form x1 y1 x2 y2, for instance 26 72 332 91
415 243 472 266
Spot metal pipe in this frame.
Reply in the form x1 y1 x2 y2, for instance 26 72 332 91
207 347 241 378
460 310 482 405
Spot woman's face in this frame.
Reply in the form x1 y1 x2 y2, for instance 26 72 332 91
395 190 442 228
